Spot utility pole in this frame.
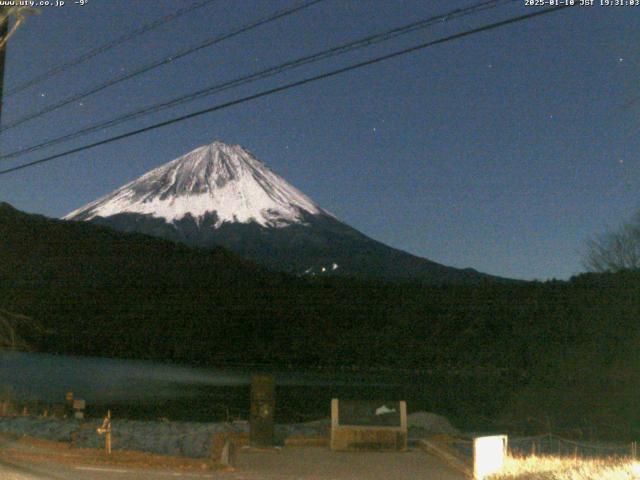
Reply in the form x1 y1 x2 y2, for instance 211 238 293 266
0 7 8 126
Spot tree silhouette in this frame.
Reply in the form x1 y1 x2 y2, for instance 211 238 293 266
0 309 39 351
584 212 640 272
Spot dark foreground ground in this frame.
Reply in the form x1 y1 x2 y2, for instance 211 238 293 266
0 434 464 480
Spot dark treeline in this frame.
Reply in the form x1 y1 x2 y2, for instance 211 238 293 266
1 202 639 438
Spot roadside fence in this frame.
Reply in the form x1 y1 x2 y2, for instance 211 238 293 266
508 434 637 459
422 433 638 467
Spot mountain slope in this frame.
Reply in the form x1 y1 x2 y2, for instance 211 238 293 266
65 141 325 228
0 201 497 365
65 141 502 284
0 201 291 363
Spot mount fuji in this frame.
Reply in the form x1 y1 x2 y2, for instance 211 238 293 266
64 141 497 283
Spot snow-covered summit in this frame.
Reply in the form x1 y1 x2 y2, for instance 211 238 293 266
64 141 327 228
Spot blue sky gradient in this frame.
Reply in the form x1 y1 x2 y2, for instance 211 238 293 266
0 0 638 280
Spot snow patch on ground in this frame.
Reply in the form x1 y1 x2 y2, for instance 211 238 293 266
0 417 321 459
0 412 457 458
407 412 459 436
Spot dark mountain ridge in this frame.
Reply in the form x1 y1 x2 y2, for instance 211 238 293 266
2 202 640 439
63 141 507 284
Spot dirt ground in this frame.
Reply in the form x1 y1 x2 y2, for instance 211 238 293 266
0 433 215 472
0 433 466 479
235 446 466 480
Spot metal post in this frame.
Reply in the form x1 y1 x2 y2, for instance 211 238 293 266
97 409 112 455
65 391 74 419
106 410 112 455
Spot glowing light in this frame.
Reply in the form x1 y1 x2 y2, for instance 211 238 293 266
474 435 507 480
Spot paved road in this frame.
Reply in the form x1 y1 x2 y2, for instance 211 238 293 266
234 447 466 480
0 457 217 480
0 445 466 480
0 457 47 480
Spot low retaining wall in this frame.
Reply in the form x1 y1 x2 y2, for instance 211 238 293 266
0 416 324 458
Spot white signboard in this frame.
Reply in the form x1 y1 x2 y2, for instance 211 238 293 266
473 435 507 480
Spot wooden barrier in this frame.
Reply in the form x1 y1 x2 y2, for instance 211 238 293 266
284 436 329 447
330 399 407 451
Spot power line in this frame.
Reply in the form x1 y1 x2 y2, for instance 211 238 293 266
0 0 326 133
0 0 508 161
0 6 572 177
4 0 219 98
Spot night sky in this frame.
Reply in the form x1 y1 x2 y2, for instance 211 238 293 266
0 0 637 281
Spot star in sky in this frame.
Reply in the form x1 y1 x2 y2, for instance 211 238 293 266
4 0 637 282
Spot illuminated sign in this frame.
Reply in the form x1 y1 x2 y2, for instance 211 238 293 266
473 435 508 480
